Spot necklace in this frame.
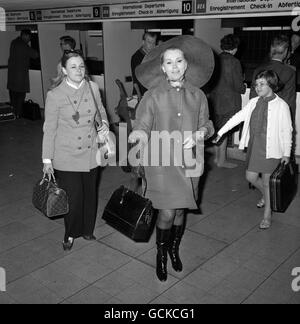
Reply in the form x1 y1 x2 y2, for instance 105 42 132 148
67 90 85 125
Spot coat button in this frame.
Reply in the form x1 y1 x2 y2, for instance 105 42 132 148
78 137 82 140
88 135 91 138
78 147 82 150
88 110 91 113
88 120 91 123
88 146 91 149
178 113 181 117
74 100 77 104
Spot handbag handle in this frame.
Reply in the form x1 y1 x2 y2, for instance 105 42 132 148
87 80 103 128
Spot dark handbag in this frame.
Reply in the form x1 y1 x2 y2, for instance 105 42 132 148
270 161 298 213
22 100 42 120
102 176 154 242
32 175 69 218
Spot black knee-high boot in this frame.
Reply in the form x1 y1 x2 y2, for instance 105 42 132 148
168 225 183 272
156 227 171 282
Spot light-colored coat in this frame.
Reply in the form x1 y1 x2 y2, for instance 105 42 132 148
133 79 214 210
218 95 293 159
42 80 108 172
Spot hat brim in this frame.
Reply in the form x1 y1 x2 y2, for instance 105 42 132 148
136 35 215 89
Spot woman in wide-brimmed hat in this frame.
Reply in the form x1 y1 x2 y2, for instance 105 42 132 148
129 35 215 282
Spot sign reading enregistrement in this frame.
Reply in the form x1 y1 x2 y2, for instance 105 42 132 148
197 0 300 15
102 1 194 19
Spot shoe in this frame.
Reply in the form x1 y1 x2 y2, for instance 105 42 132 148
256 198 265 208
259 218 271 230
83 235 96 241
62 238 74 251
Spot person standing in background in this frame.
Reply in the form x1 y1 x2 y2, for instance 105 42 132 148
288 32 300 88
210 34 246 168
131 31 158 98
7 29 39 119
250 35 296 123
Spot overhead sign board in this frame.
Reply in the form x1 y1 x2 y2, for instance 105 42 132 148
6 11 31 23
102 1 193 19
4 0 300 25
41 7 99 21
6 6 102 23
196 0 300 15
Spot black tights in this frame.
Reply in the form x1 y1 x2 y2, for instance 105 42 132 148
156 209 185 230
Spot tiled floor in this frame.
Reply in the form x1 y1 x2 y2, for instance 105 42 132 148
0 118 300 304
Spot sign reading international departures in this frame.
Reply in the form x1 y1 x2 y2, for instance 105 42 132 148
4 0 300 24
6 6 101 23
102 0 193 19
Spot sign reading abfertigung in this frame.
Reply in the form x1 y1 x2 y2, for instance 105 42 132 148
102 1 193 19
198 0 300 15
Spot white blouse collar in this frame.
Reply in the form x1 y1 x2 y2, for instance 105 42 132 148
66 78 85 90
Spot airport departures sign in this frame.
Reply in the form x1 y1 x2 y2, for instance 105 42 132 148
4 0 300 24
199 0 300 15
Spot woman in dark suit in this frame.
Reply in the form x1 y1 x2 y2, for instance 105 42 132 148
129 36 215 282
210 34 246 168
42 50 109 251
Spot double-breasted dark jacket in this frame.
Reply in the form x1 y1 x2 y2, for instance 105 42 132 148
7 37 39 93
133 79 214 210
42 80 108 172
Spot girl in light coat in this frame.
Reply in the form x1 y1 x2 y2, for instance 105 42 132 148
213 70 292 229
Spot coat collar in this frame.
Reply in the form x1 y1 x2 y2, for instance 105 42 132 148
57 78 88 96
158 78 197 94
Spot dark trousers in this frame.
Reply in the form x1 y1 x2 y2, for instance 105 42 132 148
9 91 26 118
55 168 99 242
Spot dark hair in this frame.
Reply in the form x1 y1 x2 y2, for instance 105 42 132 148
254 70 282 92
50 50 87 89
60 35 76 49
20 29 32 37
143 31 158 41
220 34 240 51
61 50 84 68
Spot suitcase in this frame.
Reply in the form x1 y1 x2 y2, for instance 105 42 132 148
0 103 16 122
22 100 42 120
102 185 154 242
270 161 299 213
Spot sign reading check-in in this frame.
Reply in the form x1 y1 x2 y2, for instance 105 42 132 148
102 0 194 19
196 0 300 15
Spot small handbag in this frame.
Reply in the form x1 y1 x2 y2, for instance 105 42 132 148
102 175 154 242
270 160 298 213
32 174 69 218
88 81 116 161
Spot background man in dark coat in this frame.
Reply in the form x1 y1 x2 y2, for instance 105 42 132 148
131 31 157 98
250 34 296 122
7 29 39 118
